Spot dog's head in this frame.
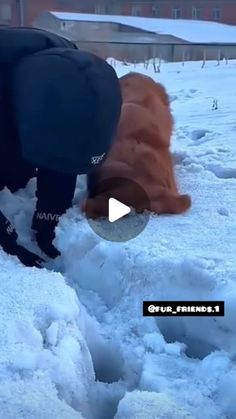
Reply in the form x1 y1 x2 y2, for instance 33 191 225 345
119 72 170 109
116 73 173 149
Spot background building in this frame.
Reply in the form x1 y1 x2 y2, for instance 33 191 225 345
33 11 236 62
1 0 236 27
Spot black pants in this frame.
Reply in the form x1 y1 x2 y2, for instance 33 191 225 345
0 160 36 193
86 168 100 198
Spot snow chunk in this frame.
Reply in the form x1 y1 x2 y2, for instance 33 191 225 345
115 390 193 419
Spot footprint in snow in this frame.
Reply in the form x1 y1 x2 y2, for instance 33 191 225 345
206 164 236 179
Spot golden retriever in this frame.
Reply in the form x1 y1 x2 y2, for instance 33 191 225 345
83 72 191 218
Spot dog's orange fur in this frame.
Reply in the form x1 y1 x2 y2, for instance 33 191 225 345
83 72 191 218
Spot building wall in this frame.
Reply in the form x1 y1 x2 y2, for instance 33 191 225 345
118 1 236 25
34 13 122 41
0 0 17 25
1 0 93 26
23 0 81 27
33 12 61 33
74 39 236 63
2 0 236 27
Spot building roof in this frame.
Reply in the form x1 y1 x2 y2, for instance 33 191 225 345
50 12 236 43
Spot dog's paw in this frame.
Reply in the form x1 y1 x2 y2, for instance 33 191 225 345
82 196 108 219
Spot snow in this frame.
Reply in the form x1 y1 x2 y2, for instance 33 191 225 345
0 256 94 418
1 58 236 418
50 12 236 43
115 391 194 418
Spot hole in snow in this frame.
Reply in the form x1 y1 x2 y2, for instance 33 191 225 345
94 353 123 384
180 336 217 359
89 338 124 384
207 165 236 179
156 319 217 359
191 129 210 141
89 382 125 419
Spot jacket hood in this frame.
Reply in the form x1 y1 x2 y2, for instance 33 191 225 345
10 48 122 174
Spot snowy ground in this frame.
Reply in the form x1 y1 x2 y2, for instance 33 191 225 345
0 58 236 419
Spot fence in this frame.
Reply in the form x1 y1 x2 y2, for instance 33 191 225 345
75 39 236 64
33 26 236 65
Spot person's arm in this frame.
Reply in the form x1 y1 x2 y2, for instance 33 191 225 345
0 210 45 267
32 167 77 258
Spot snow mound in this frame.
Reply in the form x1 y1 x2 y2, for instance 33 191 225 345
0 376 83 419
0 254 94 419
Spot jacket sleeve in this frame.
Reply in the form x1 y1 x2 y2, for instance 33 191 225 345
32 167 77 258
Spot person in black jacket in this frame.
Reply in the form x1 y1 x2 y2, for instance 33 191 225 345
0 27 122 268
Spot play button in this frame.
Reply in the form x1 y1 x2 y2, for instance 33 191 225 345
108 198 131 222
84 176 150 242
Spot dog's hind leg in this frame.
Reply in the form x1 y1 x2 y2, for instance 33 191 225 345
151 192 191 215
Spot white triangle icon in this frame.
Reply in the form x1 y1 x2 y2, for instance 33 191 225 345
108 198 131 222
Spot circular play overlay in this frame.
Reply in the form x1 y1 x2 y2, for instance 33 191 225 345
84 177 151 242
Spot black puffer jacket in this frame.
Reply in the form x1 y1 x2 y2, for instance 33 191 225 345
0 27 122 262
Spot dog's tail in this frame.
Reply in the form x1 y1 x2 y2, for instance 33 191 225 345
151 193 191 215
